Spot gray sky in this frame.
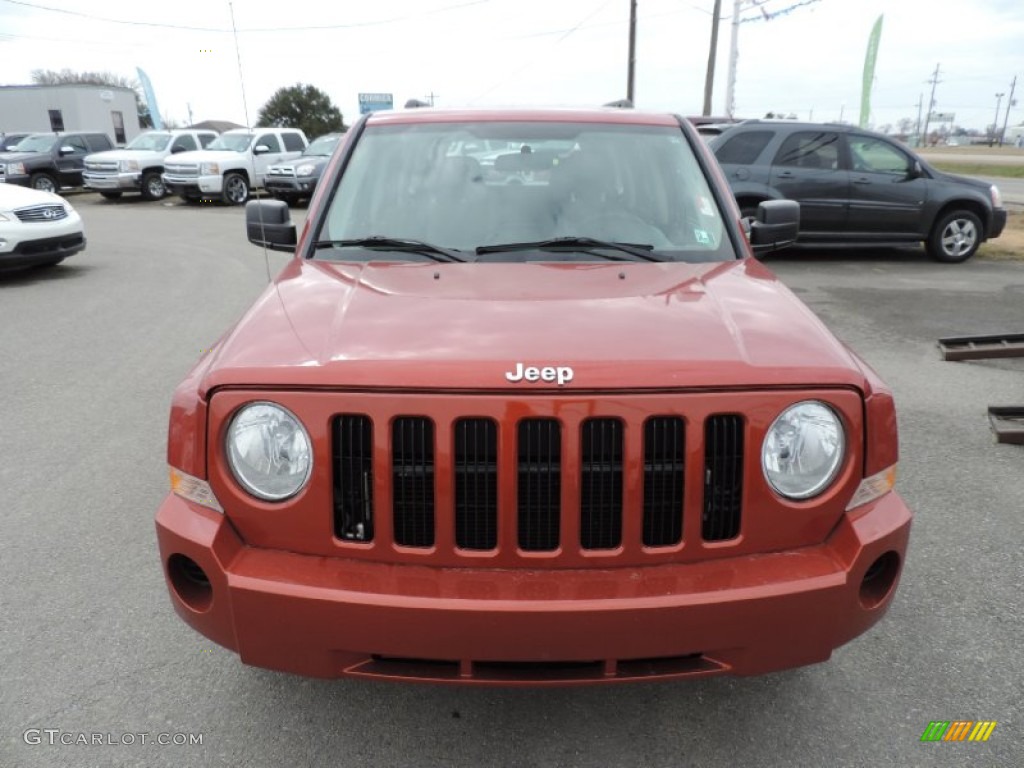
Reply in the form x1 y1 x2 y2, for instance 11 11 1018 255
1 0 1022 132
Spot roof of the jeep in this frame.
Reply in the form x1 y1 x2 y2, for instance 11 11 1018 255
364 107 681 127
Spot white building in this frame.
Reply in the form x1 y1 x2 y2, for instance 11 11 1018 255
0 84 141 145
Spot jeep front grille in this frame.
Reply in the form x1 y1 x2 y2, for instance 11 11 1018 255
332 411 743 557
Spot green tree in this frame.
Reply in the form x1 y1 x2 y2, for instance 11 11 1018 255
30 68 155 128
257 84 346 138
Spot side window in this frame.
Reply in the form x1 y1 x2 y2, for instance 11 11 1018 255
281 132 305 152
111 111 126 144
198 133 217 148
848 136 911 175
255 133 282 153
714 130 773 165
773 131 840 170
49 109 65 132
64 135 89 153
171 135 198 152
86 134 111 151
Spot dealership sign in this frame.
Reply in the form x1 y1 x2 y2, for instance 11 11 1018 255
358 93 394 114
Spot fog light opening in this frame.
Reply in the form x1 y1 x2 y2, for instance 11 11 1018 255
859 551 900 610
167 554 213 613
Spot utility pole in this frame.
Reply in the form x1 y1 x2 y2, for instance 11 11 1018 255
999 75 1017 146
703 0 722 116
991 92 1005 146
626 0 637 104
724 0 741 117
921 63 941 146
914 93 923 140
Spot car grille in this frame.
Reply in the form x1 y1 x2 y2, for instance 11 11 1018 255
14 204 68 222
163 163 198 177
267 165 295 177
332 411 743 554
85 161 119 173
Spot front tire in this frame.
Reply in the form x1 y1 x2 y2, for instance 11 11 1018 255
927 210 983 263
221 172 249 205
30 173 58 193
140 171 166 201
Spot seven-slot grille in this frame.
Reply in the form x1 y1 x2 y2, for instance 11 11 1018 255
14 204 68 222
332 412 744 554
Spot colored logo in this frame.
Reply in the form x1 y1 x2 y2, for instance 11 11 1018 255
920 721 997 742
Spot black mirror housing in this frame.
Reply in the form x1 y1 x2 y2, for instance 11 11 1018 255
749 199 800 252
246 200 296 252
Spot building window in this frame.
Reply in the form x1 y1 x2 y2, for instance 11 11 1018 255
111 111 126 144
49 109 65 132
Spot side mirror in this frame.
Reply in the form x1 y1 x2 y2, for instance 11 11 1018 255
246 200 296 252
908 160 923 179
59 145 77 155
170 145 186 154
748 199 799 253
253 144 271 155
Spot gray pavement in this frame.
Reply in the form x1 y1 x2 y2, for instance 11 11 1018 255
1 195 1021 767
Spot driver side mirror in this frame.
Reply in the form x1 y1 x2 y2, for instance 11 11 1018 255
748 199 800 253
59 145 77 155
170 145 186 154
907 160 923 179
246 199 296 252
253 144 271 155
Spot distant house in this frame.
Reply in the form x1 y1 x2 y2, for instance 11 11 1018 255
189 120 245 133
0 84 140 145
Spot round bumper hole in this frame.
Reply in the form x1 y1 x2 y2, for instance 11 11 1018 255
859 551 901 609
168 554 213 613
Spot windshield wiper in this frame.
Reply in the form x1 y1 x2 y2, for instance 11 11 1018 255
476 237 662 262
313 237 467 262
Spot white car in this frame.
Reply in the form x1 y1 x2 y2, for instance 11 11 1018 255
0 183 85 270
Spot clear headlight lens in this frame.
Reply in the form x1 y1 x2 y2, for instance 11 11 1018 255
990 184 1003 208
225 402 312 501
119 159 140 172
762 401 845 499
199 162 219 175
0 213 10 222
9 162 25 175
295 163 315 176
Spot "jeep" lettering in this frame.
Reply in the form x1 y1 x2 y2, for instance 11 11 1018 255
504 363 574 386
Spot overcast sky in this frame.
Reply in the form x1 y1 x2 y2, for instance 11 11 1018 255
1 0 1022 133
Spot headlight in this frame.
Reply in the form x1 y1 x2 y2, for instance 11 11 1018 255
8 162 24 175
762 401 845 499
0 212 9 222
295 164 315 176
990 184 1003 208
225 402 312 501
200 162 219 175
119 159 140 172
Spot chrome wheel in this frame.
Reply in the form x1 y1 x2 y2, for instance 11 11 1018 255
30 174 57 193
141 172 165 200
927 209 983 263
222 173 249 205
940 217 977 260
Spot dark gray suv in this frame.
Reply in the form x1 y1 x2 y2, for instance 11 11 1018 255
710 121 1007 262
0 132 114 193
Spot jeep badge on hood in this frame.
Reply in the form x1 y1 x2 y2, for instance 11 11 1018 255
505 363 574 386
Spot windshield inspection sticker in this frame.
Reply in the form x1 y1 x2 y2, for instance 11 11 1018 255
693 228 712 245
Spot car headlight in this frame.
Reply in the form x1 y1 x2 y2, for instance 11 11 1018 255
8 162 24 175
990 184 1003 208
0 212 10 222
761 400 845 499
295 164 315 177
200 162 219 175
119 159 140 172
225 402 312 501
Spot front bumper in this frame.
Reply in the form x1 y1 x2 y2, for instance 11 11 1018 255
989 208 1007 240
265 176 318 197
163 174 223 197
0 216 85 268
83 172 140 191
156 491 911 684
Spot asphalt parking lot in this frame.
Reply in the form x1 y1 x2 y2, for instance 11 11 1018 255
2 193 1022 768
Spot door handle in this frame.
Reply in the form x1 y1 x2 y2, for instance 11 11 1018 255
853 177 872 184
776 171 794 179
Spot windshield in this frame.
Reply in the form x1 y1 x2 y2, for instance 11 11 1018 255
204 133 254 152
304 134 341 156
10 134 59 153
126 132 172 151
317 121 733 262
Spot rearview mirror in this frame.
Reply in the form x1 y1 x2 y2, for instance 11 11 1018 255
748 199 799 253
246 200 296 252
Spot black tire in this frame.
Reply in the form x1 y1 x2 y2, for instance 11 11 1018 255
140 171 166 201
100 191 122 200
221 172 249 205
29 173 58 193
927 210 983 263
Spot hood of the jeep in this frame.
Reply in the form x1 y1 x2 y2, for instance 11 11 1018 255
199 258 864 393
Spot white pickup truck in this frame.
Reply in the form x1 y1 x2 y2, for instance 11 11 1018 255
162 127 308 205
83 129 218 200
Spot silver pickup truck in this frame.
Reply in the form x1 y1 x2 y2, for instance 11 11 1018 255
84 129 218 200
